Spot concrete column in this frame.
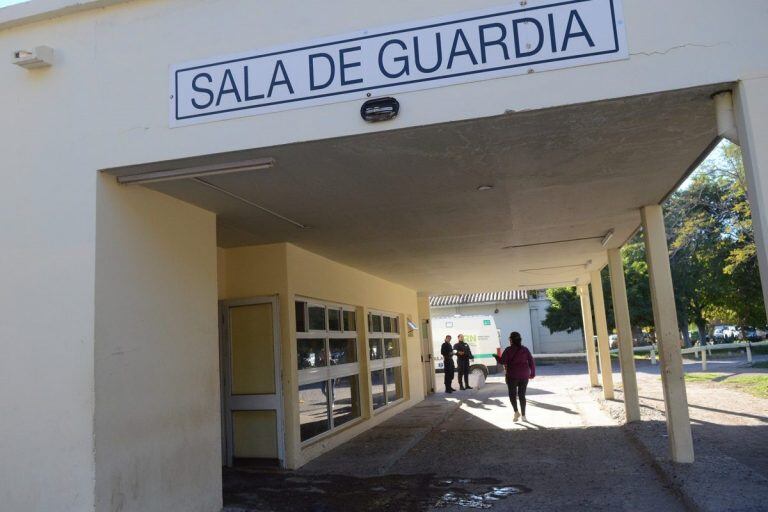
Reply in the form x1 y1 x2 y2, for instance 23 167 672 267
641 205 694 463
590 270 614 399
577 285 599 387
607 249 641 423
734 77 768 321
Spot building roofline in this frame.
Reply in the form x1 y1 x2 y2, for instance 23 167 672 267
0 0 135 32
429 290 529 307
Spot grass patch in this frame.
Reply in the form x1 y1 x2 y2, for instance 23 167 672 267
610 352 651 360
684 373 720 383
728 375 768 398
685 372 768 398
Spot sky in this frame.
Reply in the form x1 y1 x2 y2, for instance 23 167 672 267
0 0 27 7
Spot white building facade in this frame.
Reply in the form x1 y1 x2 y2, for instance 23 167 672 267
430 291 584 354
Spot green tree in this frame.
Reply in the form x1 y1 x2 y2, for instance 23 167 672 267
542 287 582 334
664 170 731 345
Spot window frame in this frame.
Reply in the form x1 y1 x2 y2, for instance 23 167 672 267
296 298 363 444
367 309 405 411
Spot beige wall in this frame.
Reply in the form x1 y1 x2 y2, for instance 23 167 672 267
94 175 221 512
218 243 423 468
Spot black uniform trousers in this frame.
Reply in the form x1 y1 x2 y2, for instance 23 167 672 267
444 360 455 390
456 358 470 388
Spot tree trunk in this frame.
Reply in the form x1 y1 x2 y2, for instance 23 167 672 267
679 309 691 347
696 320 708 347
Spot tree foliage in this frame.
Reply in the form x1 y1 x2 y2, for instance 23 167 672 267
542 287 582 334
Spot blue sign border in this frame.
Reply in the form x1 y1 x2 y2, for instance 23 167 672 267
174 0 620 121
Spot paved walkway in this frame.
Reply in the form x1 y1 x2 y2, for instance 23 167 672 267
224 366 686 511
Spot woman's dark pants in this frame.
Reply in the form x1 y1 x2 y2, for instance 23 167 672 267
506 377 529 414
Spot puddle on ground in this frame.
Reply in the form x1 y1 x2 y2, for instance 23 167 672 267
432 480 528 509
224 468 530 512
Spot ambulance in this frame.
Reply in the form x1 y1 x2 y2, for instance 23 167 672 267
431 315 503 377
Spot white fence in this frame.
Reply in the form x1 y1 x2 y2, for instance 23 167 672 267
533 340 768 371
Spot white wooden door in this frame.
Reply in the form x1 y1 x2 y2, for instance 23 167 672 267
220 297 284 467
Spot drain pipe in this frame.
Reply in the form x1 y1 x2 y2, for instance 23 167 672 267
713 91 739 144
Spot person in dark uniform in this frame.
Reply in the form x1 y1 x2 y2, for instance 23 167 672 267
453 334 475 390
440 335 456 393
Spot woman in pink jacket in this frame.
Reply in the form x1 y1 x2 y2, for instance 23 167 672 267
495 331 536 422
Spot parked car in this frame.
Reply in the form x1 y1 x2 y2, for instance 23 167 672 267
713 325 739 342
741 326 766 341
712 325 726 342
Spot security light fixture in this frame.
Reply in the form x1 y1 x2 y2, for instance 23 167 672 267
360 97 399 122
116 158 275 185
13 46 54 69
601 229 615 248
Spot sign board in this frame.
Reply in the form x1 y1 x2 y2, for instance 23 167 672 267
170 0 627 127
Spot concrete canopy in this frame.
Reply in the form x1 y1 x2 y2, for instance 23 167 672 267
106 84 725 294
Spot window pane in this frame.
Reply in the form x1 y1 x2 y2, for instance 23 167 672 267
295 301 306 333
368 339 383 360
383 316 392 333
332 375 360 428
298 338 327 369
330 338 357 365
308 305 326 331
343 310 356 332
371 370 386 410
299 382 330 441
368 313 373 333
385 367 403 403
328 308 342 332
393 317 399 334
384 338 400 358
372 315 382 333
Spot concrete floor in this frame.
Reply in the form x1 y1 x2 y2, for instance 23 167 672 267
224 366 686 511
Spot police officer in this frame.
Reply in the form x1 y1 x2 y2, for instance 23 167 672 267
440 335 456 393
453 334 474 390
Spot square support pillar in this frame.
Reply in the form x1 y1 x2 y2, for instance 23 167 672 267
607 248 641 423
577 285 599 387
589 270 614 399
641 205 694 463
735 77 768 321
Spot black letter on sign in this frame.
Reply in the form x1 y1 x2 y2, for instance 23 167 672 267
561 9 595 51
378 39 410 79
268 60 295 98
413 33 443 73
216 68 242 107
547 13 557 53
512 18 544 58
191 73 214 110
339 46 363 86
244 66 265 101
309 53 335 91
447 29 478 69
479 23 510 64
